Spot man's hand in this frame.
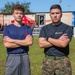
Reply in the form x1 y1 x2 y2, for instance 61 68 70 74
58 34 69 41
25 35 32 39
3 36 14 43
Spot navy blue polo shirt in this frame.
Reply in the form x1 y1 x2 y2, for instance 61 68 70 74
39 22 73 56
3 24 33 54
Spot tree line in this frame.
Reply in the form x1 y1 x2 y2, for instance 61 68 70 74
0 1 31 14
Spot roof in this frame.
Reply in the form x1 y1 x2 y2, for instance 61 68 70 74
0 11 75 15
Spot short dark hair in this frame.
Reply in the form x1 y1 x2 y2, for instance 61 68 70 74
50 4 62 12
12 4 25 13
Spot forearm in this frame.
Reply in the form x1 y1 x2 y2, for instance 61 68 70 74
13 37 33 46
3 35 33 46
39 39 52 48
48 37 70 47
3 42 20 48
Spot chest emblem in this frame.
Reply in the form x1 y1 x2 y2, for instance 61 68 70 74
55 32 63 34
24 33 28 37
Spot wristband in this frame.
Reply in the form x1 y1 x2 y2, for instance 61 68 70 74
46 37 49 41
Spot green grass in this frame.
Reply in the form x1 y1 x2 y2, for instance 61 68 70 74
69 37 75 74
0 35 75 75
0 35 6 75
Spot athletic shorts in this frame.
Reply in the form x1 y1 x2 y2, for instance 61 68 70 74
5 53 31 75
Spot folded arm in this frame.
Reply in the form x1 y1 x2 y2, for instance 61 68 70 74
3 42 20 48
3 35 33 48
48 34 70 48
13 35 33 46
39 37 53 48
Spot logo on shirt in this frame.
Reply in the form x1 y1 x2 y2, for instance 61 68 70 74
55 32 63 34
24 33 28 37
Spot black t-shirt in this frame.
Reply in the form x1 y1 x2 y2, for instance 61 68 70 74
39 22 73 56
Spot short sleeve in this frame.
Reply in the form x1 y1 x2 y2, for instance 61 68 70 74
64 26 73 40
39 26 46 38
3 26 9 38
28 28 33 36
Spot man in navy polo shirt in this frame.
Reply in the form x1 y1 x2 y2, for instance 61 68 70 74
39 4 73 75
3 4 33 75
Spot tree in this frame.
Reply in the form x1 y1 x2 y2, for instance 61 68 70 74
0 1 31 14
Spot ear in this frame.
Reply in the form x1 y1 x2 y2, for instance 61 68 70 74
61 13 63 17
49 13 51 17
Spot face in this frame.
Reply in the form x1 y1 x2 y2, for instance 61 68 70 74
13 10 24 22
50 8 62 24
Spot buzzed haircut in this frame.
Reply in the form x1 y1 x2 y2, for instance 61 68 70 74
12 4 25 13
50 4 62 12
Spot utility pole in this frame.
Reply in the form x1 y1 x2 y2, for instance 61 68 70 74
59 0 62 3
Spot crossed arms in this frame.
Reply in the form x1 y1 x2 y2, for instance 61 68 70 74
39 34 70 48
3 35 33 48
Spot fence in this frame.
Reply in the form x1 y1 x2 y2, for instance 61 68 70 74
32 27 41 36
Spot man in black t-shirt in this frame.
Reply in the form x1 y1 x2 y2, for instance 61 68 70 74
39 4 73 75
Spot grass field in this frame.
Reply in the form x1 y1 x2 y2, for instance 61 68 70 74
0 35 75 75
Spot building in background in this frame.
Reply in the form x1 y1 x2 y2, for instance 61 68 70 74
0 11 75 36
0 11 75 27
